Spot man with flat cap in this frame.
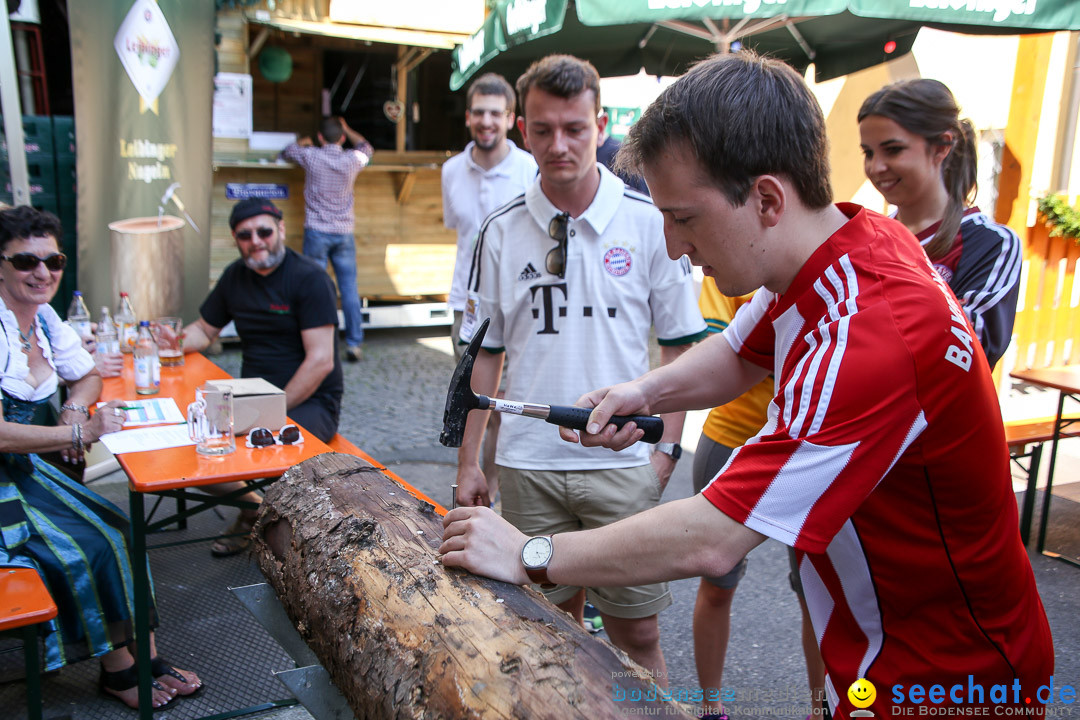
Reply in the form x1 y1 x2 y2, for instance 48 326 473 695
182 198 343 443
178 198 344 555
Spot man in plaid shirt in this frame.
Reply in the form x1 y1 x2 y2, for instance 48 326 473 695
283 116 373 361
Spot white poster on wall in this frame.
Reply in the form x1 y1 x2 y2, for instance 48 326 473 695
212 72 253 139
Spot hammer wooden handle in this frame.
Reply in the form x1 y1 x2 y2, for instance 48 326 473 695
544 405 664 444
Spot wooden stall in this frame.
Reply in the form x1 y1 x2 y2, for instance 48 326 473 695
212 2 482 319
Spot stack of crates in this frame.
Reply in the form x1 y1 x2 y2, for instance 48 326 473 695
0 114 78 315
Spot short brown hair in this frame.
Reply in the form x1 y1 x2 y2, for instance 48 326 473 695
319 116 343 144
618 51 832 210
515 54 601 119
466 73 517 114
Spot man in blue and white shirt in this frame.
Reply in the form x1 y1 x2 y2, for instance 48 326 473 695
283 117 372 361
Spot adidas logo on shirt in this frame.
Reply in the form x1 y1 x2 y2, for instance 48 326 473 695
518 262 542 281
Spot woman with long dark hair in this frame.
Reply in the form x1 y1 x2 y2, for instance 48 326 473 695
858 78 1021 368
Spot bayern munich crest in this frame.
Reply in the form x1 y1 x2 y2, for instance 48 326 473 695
604 247 632 276
933 263 954 284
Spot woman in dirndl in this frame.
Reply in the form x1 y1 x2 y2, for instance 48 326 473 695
0 205 201 709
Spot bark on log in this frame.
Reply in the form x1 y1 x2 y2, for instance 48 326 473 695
252 453 694 720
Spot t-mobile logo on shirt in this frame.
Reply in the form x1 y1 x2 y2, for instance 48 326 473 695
528 283 618 335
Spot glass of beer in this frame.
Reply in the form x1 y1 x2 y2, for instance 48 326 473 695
156 316 184 367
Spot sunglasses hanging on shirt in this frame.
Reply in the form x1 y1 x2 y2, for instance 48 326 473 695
546 212 570 279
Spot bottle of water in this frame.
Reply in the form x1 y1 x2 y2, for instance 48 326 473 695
96 306 120 355
66 291 93 343
116 292 138 353
134 321 160 395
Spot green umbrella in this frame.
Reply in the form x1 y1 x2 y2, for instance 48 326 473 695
451 0 1080 90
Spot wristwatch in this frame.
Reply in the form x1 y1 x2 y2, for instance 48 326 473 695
521 535 556 589
655 442 682 460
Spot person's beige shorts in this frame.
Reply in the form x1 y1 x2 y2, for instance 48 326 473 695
499 465 672 619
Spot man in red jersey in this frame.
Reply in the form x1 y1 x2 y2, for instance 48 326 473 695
440 51 1053 719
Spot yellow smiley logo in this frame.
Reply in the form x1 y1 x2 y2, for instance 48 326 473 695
848 678 877 709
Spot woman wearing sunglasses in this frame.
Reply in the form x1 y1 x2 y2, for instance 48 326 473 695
0 206 201 709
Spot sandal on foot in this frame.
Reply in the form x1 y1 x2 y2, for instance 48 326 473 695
151 656 204 697
100 663 175 710
211 515 255 557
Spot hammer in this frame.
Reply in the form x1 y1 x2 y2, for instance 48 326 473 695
160 182 200 234
439 318 664 447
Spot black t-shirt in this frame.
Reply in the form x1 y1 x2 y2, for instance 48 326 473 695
199 248 343 410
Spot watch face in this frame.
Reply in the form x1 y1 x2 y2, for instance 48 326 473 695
522 537 552 567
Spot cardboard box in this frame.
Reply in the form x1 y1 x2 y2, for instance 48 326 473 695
205 378 286 435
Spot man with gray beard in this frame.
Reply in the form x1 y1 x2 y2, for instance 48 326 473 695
181 198 343 444
179 198 343 556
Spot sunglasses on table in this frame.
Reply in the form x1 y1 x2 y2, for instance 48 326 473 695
234 227 275 242
246 424 303 448
1 252 67 272
546 212 570 279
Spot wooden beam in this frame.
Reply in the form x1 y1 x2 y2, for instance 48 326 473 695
402 48 433 75
248 26 270 59
396 46 408 153
393 170 417 204
994 33 1054 232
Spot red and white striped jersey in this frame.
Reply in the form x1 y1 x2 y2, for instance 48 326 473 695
703 204 1052 717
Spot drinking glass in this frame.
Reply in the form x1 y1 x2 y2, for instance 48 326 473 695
156 316 184 367
187 385 235 455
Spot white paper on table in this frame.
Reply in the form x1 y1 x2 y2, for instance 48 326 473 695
99 424 194 455
96 398 186 426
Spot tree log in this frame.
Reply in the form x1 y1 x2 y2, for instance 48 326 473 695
252 453 694 720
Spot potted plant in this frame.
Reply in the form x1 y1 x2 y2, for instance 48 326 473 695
1037 194 1080 243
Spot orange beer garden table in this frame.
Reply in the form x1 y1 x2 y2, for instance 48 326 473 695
1009 364 1080 569
100 353 330 719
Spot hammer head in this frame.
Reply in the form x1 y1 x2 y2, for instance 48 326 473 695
439 318 489 447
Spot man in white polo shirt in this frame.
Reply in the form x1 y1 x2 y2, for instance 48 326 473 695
443 73 537 503
443 72 537 357
455 54 706 685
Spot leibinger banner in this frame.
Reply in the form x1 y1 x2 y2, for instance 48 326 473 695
68 0 213 320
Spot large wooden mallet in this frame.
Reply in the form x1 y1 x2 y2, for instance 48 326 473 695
439 317 664 448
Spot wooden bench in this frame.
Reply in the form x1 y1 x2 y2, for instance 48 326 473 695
326 434 447 515
1005 415 1080 546
0 568 57 720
